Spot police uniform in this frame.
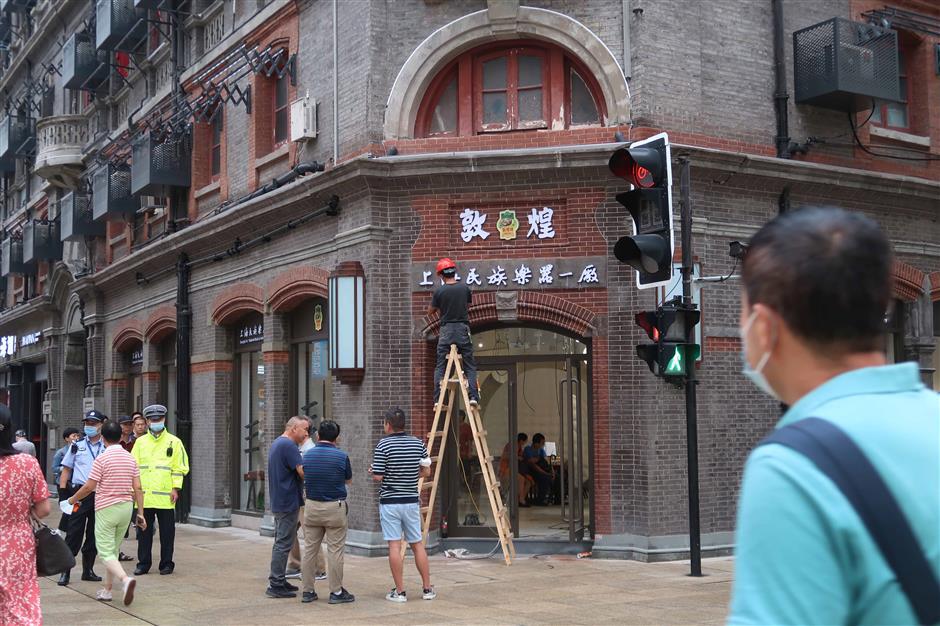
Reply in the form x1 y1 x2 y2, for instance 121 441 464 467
132 404 190 575
58 410 107 585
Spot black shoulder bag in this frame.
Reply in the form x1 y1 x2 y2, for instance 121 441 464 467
760 417 940 625
32 515 75 576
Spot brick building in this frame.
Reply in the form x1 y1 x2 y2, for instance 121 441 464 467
0 0 936 559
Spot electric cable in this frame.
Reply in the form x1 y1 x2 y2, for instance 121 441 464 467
847 110 940 161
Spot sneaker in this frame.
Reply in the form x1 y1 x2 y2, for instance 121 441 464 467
265 586 297 599
386 588 407 603
315 571 328 581
469 399 479 407
422 587 436 600
95 589 113 602
282 581 299 592
122 578 136 606
301 591 318 603
284 569 301 579
328 588 355 604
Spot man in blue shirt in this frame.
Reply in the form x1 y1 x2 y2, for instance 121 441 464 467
265 416 309 599
300 420 354 605
58 410 108 586
523 433 553 505
729 207 939 624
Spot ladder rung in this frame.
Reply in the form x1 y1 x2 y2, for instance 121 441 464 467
475 430 487 437
421 482 433 490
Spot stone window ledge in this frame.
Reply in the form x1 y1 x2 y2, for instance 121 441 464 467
194 180 222 200
870 125 931 149
255 143 290 170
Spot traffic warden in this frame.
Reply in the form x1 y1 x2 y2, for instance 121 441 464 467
132 404 190 576
57 409 108 586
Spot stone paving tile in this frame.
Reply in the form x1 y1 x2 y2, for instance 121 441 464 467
40 520 732 625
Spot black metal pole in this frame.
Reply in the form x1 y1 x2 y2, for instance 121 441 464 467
679 157 702 577
175 252 192 522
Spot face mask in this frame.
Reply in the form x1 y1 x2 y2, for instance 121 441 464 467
84 425 100 437
740 311 779 401
150 422 166 433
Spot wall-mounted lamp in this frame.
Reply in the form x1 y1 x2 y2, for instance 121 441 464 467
328 261 365 384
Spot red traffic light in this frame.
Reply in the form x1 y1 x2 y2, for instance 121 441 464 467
609 146 663 189
635 311 660 342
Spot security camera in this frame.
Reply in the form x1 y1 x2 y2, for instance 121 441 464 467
729 241 749 260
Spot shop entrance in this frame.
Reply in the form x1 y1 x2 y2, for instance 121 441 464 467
443 327 591 544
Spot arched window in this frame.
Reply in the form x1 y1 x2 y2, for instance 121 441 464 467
415 41 605 138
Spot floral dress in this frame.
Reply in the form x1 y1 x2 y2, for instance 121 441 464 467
0 453 49 625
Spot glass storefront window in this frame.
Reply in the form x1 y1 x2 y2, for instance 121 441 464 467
234 313 264 513
126 343 143 414
158 335 176 432
474 327 586 358
291 299 331 422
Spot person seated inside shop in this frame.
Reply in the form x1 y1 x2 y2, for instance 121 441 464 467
523 434 554 506
499 433 534 508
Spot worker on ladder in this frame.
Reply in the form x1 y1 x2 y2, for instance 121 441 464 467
429 258 480 408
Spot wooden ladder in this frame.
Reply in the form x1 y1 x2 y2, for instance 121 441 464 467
405 344 515 565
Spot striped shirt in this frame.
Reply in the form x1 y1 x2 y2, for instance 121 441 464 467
88 444 139 511
303 442 352 501
372 431 429 504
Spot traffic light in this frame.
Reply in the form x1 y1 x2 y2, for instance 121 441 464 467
609 132 674 289
635 298 700 378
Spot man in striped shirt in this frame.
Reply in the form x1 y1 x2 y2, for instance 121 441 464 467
68 420 146 606
370 408 435 602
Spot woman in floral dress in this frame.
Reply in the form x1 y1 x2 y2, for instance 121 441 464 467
0 405 51 625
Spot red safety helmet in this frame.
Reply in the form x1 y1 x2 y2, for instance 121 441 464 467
436 258 457 275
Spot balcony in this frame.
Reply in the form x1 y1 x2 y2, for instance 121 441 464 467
60 192 105 241
0 115 35 160
63 32 109 91
92 163 138 220
96 0 145 52
34 116 89 189
131 131 191 196
23 220 62 264
0 0 38 11
1 237 31 277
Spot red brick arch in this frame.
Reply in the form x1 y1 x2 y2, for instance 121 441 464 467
211 283 264 325
892 260 926 303
267 266 329 312
422 291 597 338
112 322 144 352
144 305 177 344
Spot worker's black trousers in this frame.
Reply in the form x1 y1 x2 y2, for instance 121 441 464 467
137 507 177 571
64 491 97 569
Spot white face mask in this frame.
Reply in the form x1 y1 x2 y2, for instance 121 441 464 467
740 310 779 401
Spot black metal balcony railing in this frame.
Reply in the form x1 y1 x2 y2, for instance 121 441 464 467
96 0 146 52
93 163 138 221
131 131 192 196
0 115 36 160
61 192 106 242
63 32 110 91
0 0 38 12
0 237 31 277
23 220 62 264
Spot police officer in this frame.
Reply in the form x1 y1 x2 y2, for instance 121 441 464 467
57 410 107 586
132 404 189 576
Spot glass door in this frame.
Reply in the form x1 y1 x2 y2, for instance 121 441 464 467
236 351 265 512
558 359 588 542
447 365 514 537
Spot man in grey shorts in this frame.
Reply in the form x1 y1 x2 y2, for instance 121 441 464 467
370 408 435 602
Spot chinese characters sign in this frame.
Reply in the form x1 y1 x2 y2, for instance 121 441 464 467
411 257 606 292
459 206 558 243
238 322 264 346
0 331 43 358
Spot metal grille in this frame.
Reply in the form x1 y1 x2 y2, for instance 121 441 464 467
61 192 105 241
131 131 192 196
63 33 109 90
93 163 138 221
0 238 26 276
23 221 61 263
96 0 145 51
794 17 900 111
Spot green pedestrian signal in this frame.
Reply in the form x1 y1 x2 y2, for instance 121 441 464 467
634 298 700 379
666 347 683 374
660 343 701 377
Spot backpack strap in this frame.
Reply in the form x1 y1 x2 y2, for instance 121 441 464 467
760 417 940 625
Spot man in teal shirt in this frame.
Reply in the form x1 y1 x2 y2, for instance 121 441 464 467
729 207 939 625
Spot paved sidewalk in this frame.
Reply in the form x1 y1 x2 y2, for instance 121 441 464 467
40 520 733 625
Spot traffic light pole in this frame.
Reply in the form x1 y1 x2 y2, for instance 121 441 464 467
679 157 702 577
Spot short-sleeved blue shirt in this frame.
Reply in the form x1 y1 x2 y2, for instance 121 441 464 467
302 442 352 502
729 363 940 625
267 436 303 513
61 436 105 485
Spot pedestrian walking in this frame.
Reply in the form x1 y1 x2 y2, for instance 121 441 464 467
300 419 354 605
370 407 435 602
287 416 327 582
132 404 189 576
57 409 108 586
429 258 479 407
67 421 147 606
265 416 309 599
0 404 51 626
728 207 940 624
12 430 36 457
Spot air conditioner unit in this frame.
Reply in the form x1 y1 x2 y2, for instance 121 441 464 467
290 94 317 142
838 42 874 82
